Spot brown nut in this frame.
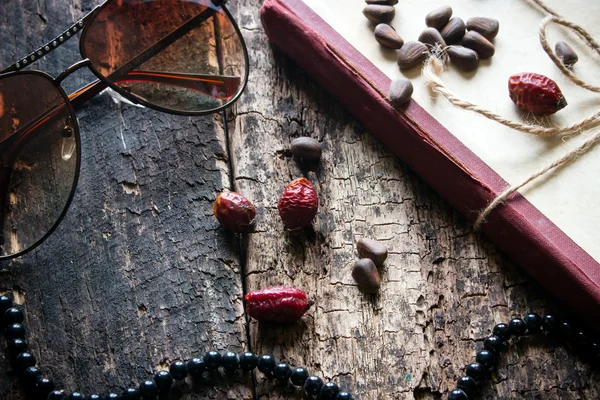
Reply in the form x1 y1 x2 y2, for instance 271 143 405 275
462 30 495 59
363 5 395 24
365 0 398 4
440 17 466 44
447 45 479 72
388 77 413 108
357 238 388 266
290 137 322 162
466 17 500 40
397 41 428 69
374 24 404 49
390 77 413 108
555 41 578 67
425 5 452 30
418 27 446 49
352 258 381 293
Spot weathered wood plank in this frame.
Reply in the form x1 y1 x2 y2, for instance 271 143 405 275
228 1 600 399
0 1 251 399
2 0 600 399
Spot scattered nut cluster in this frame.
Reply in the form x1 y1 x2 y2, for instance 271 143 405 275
352 238 388 294
364 2 500 74
364 2 499 108
422 6 499 72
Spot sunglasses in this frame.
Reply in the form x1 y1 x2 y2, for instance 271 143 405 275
0 0 249 260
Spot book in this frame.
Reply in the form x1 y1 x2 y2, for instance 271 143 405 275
261 0 600 330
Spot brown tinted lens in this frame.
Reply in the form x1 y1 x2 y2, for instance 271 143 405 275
82 0 247 113
0 73 78 258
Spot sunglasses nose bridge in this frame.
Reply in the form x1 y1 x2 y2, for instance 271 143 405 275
55 58 91 84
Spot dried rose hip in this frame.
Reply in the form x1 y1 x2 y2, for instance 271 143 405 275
213 191 256 233
277 178 318 231
245 286 309 324
508 72 567 115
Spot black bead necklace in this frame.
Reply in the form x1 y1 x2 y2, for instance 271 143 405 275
0 294 353 400
447 313 598 400
3 292 599 399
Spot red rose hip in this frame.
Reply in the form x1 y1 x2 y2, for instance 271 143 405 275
213 191 256 233
508 72 567 115
277 178 318 231
245 286 309 324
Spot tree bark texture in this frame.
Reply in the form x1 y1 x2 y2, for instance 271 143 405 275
0 0 599 399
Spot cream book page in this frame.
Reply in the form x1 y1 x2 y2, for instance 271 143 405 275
302 0 600 262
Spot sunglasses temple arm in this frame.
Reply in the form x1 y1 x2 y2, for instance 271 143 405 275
0 166 11 249
0 69 235 149
69 79 108 109
0 9 98 74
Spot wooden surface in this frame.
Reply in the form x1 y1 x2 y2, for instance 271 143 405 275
0 0 599 399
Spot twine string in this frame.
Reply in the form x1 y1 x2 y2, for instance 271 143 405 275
420 0 600 229
473 129 600 229
539 16 600 93
423 57 600 137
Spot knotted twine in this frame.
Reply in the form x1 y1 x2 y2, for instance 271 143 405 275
421 0 600 230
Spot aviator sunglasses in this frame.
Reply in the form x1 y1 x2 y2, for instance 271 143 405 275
0 0 249 260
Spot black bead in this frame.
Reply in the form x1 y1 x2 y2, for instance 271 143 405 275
483 336 503 354
320 382 340 400
290 367 309 386
139 380 158 399
273 363 292 382
122 387 141 400
8 338 28 359
222 352 240 373
4 307 24 324
524 313 542 332
15 352 36 372
6 323 26 340
0 295 12 315
448 389 468 400
203 350 222 370
492 323 510 341
48 390 67 400
169 361 188 380
20 366 41 387
590 342 600 357
573 331 588 349
542 314 557 332
257 354 276 375
558 321 573 339
335 392 353 400
239 352 258 371
35 377 55 398
509 318 527 336
304 376 324 395
456 376 476 396
103 394 121 400
465 363 485 382
153 370 173 392
69 393 85 400
89 395 102 400
186 358 206 378
476 350 495 369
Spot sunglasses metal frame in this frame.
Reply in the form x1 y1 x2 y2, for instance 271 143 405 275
0 0 248 260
